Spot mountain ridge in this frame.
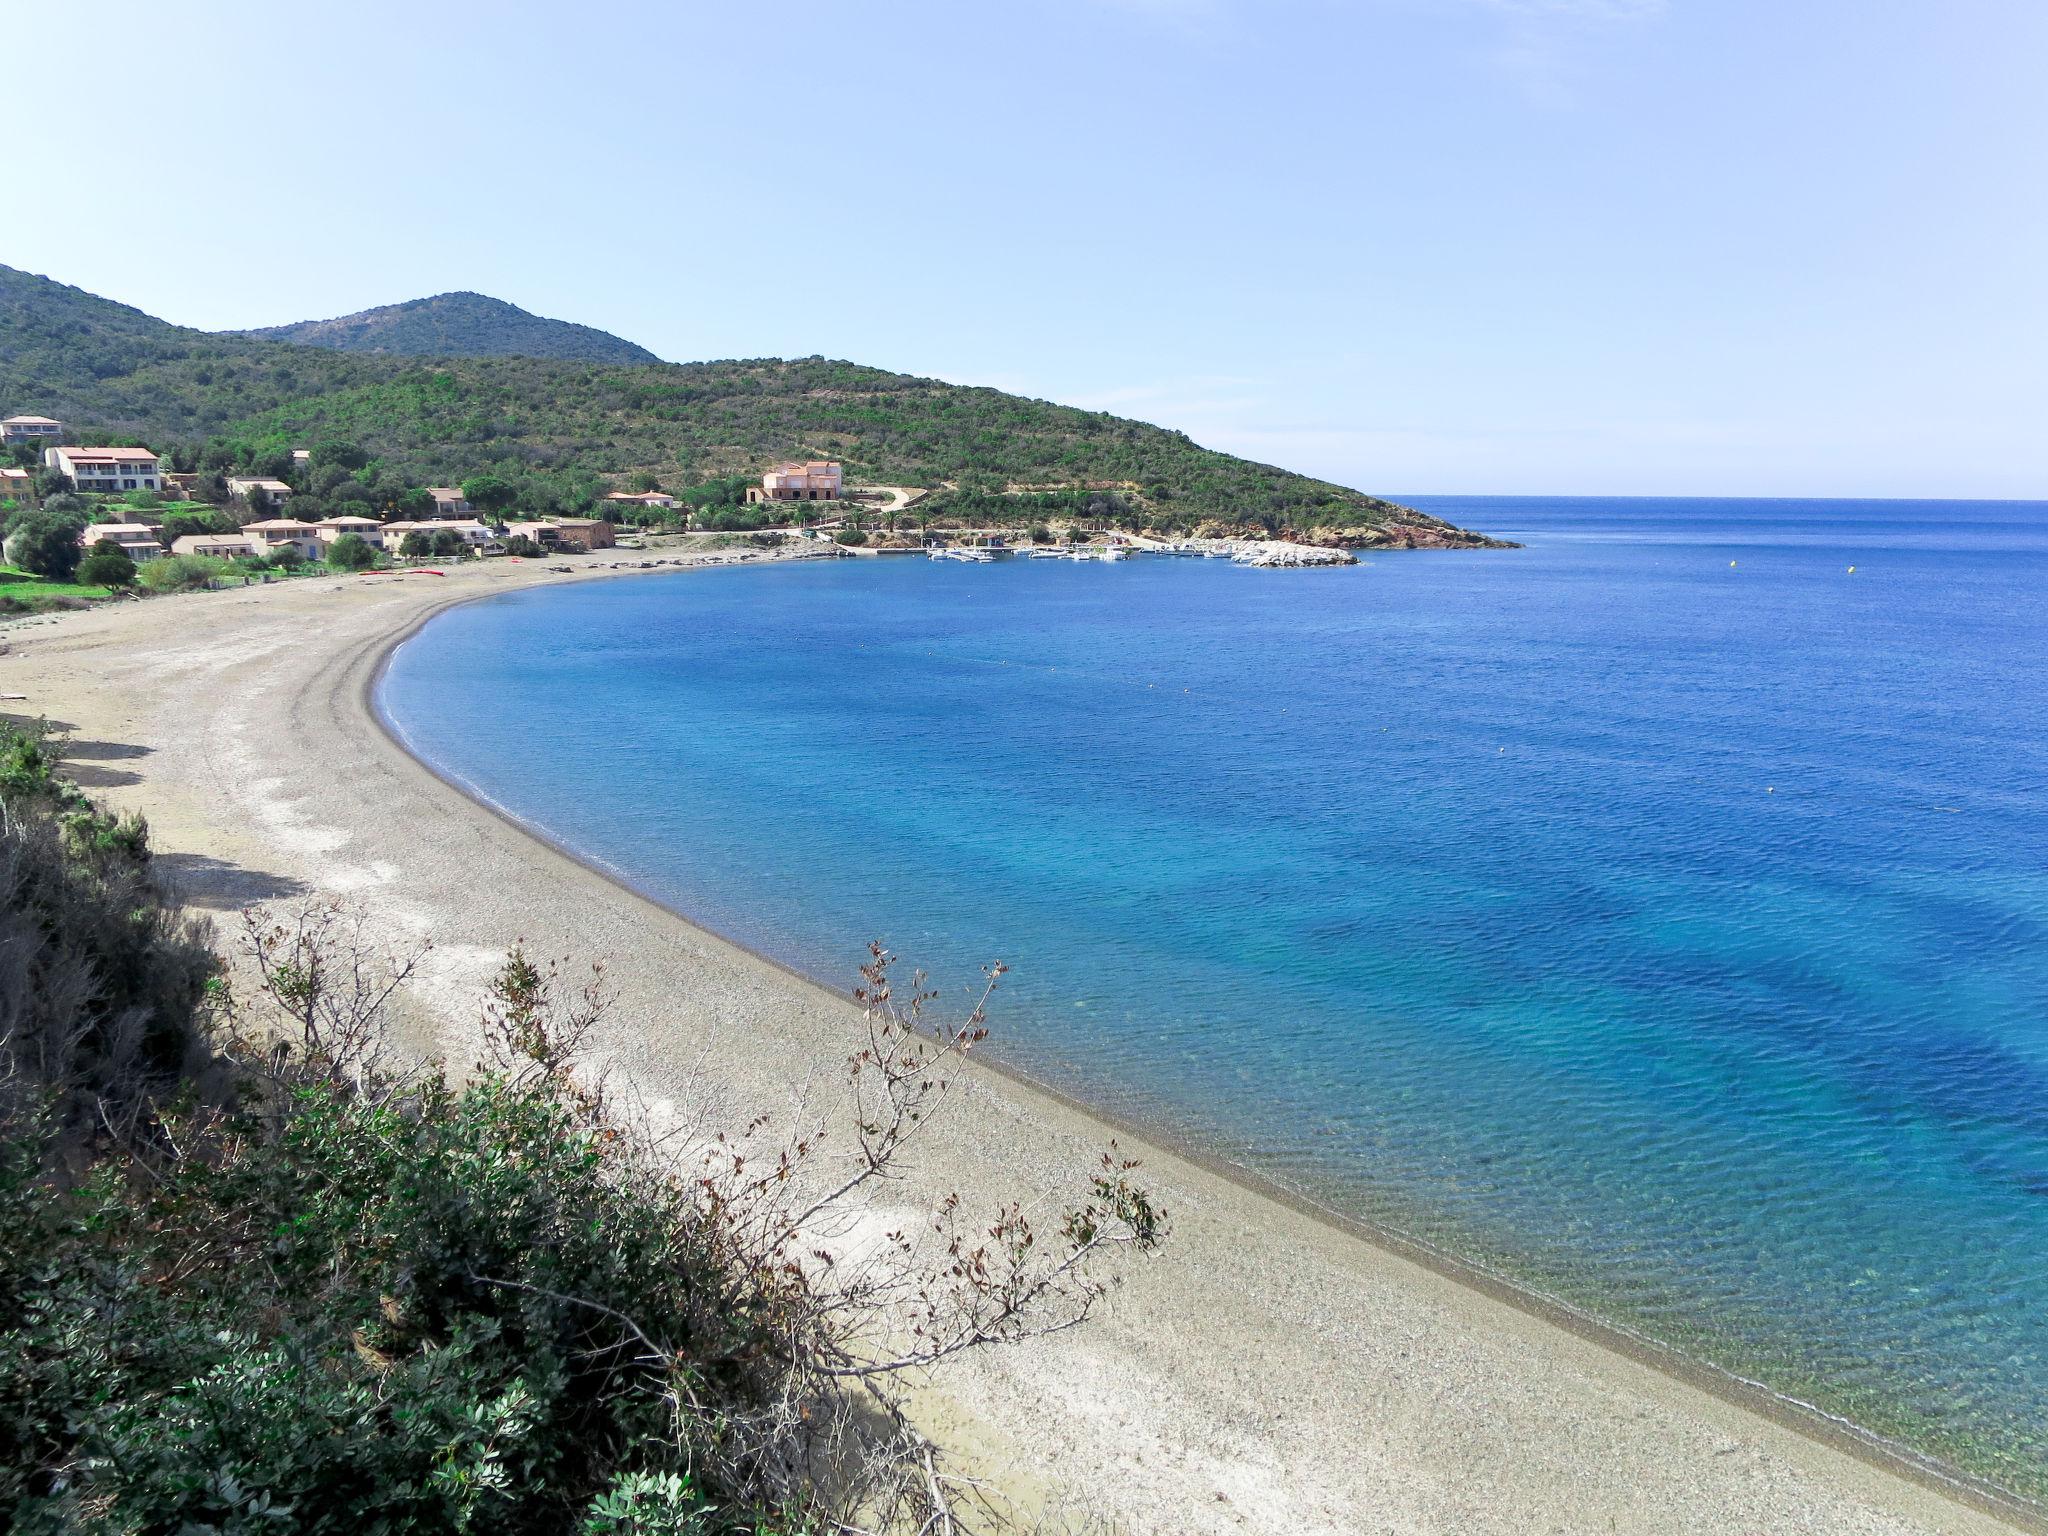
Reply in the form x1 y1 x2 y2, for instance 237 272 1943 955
232 291 660 365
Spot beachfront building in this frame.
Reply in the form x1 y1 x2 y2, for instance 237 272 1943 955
0 466 34 504
744 461 842 505
2 415 63 446
384 518 494 551
507 517 616 552
170 533 262 560
604 490 677 512
548 517 615 551
311 515 386 549
241 517 324 561
44 445 162 493
227 476 294 507
426 487 472 517
80 523 165 563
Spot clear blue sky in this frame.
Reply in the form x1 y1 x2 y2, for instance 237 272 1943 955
15 1 2046 498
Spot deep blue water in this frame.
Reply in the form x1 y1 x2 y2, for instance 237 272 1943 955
380 498 2048 1495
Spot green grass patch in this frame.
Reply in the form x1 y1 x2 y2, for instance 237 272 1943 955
0 564 114 603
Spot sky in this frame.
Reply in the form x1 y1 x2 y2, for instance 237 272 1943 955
12 0 2047 498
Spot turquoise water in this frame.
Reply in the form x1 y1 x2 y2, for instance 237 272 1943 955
379 498 2048 1497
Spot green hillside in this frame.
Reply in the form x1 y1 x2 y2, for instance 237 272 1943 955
0 266 1497 542
234 291 661 365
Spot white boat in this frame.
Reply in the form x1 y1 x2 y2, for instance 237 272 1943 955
928 547 995 563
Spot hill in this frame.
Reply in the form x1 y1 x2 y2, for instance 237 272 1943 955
234 291 661 365
0 266 1497 543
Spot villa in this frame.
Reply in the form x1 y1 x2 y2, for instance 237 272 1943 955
80 523 165 562
507 517 616 552
311 515 386 548
170 533 262 560
604 490 678 511
227 476 294 505
241 517 324 561
426 487 473 517
0 466 34 503
1 415 63 446
384 518 494 550
744 461 842 505
45 445 162 493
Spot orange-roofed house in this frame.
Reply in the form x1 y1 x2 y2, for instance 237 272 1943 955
745 461 843 505
81 523 165 562
2 415 63 446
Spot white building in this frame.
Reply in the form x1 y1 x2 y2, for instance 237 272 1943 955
45 445 162 493
170 533 262 560
227 476 294 505
2 415 63 446
384 518 493 550
311 516 386 549
80 523 164 562
241 517 324 561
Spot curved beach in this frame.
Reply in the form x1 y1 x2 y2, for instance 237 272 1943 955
3 554 2034 1536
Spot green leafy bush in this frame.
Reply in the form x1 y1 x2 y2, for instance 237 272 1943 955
326 532 377 570
138 553 232 592
77 542 138 588
3 508 87 580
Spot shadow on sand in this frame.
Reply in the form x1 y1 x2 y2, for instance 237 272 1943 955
151 853 309 912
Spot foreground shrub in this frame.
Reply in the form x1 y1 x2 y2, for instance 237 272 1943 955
0 729 1167 1534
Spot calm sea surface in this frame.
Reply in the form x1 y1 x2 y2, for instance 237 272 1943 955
380 498 2048 1497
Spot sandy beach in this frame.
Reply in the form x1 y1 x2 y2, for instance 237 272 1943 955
2 551 2033 1536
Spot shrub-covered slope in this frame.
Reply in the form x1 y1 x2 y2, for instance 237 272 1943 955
0 266 1493 539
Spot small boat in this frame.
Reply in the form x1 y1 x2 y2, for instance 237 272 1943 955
928 547 995 563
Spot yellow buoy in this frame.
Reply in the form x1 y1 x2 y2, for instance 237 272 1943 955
1730 561 1737 568
1848 566 1856 573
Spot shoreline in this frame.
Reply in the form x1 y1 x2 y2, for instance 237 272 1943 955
369 568 2041 1531
7 553 2037 1534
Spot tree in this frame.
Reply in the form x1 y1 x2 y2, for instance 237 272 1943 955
398 531 431 557
159 512 235 548
34 470 73 500
460 474 516 516
4 509 87 579
502 534 544 558
626 470 661 493
243 486 272 520
326 533 376 571
162 509 238 542
310 439 369 471
268 544 305 571
77 543 138 590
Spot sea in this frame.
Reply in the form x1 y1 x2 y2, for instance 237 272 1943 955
377 497 2048 1501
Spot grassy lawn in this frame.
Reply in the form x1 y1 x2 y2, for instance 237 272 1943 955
0 564 115 603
